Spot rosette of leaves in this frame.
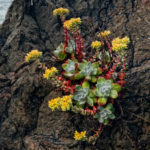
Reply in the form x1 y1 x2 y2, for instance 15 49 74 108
62 59 76 78
65 40 76 54
94 104 115 125
54 43 67 60
94 77 121 105
97 51 110 63
54 40 76 60
72 81 96 106
77 60 102 82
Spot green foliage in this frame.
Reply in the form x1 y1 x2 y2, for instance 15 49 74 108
94 77 121 100
54 40 76 60
78 61 101 81
94 104 115 125
54 43 67 60
73 85 95 106
65 40 76 54
62 59 76 78
25 7 129 144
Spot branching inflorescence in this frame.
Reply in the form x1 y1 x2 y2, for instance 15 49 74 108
25 8 130 144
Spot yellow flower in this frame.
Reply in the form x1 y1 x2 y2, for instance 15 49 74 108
43 67 58 79
53 8 69 16
60 95 72 111
74 131 86 141
25 49 42 62
91 41 102 49
64 18 81 31
121 36 130 44
112 37 130 52
48 95 72 111
98 30 111 37
48 97 61 111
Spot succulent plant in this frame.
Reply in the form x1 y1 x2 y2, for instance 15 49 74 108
94 104 115 125
54 40 76 60
105 51 110 63
65 40 76 54
53 43 67 60
78 61 101 81
62 59 76 78
94 77 121 105
72 82 96 106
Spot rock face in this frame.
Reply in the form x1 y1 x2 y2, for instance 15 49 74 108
0 0 150 149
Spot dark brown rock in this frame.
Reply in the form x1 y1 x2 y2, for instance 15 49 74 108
0 0 150 150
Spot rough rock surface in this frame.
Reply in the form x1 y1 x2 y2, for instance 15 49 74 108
0 0 150 150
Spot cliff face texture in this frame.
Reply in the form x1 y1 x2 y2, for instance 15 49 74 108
0 0 150 150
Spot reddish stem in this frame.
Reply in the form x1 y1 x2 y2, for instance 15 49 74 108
74 31 83 62
64 27 69 52
105 54 120 79
106 41 113 57
61 17 69 53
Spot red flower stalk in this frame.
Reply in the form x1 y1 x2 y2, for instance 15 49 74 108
117 56 127 86
74 32 84 62
106 41 113 57
105 55 121 79
64 27 69 52
61 17 69 52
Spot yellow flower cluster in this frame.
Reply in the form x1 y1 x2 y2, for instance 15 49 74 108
64 18 81 31
74 131 86 141
48 95 72 111
98 30 111 37
60 95 72 111
112 36 130 52
53 7 69 16
25 50 42 62
43 67 58 79
48 97 60 111
91 41 102 49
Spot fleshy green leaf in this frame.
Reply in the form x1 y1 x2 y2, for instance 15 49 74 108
110 90 118 99
89 90 95 98
62 63 67 70
105 51 110 63
54 43 64 57
97 68 102 75
64 60 75 73
80 61 98 77
112 83 121 92
58 51 67 60
85 76 91 80
92 62 99 68
74 72 84 80
82 81 90 88
87 97 93 106
65 40 76 54
94 89 103 97
104 119 109 125
73 87 89 101
97 77 106 84
98 117 104 123
75 85 82 91
63 72 74 77
98 97 107 105
108 114 115 120
96 80 112 97
97 53 102 60
91 76 97 83
105 104 114 111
